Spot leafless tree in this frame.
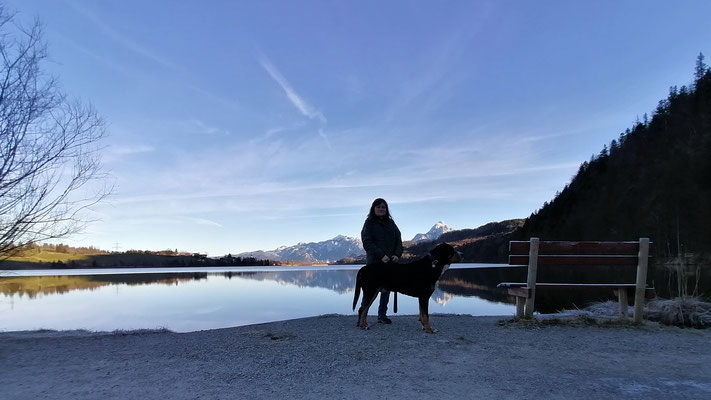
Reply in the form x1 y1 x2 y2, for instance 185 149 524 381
0 7 110 259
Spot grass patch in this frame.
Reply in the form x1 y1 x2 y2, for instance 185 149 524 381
8 250 91 264
645 297 711 329
498 297 711 329
498 314 641 328
110 328 172 336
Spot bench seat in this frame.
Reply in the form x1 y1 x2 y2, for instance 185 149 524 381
497 282 656 299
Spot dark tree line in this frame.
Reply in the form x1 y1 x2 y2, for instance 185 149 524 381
515 54 711 258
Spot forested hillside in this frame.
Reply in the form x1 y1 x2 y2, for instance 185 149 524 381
515 55 711 258
406 219 524 262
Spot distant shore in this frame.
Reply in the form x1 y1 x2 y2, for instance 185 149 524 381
2 314 710 399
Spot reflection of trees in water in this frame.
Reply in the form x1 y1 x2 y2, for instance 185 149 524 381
0 273 208 299
0 276 106 299
437 268 525 305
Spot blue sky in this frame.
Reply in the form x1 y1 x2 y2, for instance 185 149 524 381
6 1 711 255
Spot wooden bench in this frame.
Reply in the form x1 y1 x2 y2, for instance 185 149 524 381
497 238 655 322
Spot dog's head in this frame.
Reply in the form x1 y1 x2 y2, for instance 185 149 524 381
428 243 462 274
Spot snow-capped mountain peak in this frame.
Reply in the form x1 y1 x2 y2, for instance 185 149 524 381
235 235 364 263
411 221 453 242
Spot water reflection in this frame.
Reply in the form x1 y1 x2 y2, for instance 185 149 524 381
0 273 209 299
0 268 518 306
221 270 356 294
0 267 519 332
4 265 669 332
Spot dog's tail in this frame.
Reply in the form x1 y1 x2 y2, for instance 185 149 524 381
352 270 361 310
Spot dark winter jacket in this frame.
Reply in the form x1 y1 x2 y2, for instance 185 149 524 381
361 217 403 264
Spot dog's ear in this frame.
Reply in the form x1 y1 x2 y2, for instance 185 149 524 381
430 244 443 259
430 243 452 260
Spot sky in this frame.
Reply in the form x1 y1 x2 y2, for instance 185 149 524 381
5 1 711 256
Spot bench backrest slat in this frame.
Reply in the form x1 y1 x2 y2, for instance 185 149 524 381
509 254 640 266
509 240 654 255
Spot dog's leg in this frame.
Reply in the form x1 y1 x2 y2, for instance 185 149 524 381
357 288 380 330
418 296 436 333
352 273 362 311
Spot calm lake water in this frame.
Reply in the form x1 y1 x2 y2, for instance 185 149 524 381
0 264 524 333
3 262 666 333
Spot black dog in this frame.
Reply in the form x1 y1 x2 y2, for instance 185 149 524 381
352 243 462 333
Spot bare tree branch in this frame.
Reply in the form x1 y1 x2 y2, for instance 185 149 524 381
0 6 111 260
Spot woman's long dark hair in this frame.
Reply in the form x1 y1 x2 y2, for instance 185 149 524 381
367 198 393 221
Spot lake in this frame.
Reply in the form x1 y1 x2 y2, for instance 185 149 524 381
1 263 649 333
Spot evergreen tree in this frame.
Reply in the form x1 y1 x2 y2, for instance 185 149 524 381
695 52 707 83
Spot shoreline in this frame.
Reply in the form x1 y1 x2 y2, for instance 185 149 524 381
2 314 710 399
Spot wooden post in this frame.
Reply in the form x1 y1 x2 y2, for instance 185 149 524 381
515 296 525 318
633 238 650 323
524 237 539 319
616 289 629 319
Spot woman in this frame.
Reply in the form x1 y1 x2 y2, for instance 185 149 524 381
360 198 403 324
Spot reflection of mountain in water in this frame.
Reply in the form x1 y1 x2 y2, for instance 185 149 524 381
223 270 358 295
228 269 515 305
432 289 454 305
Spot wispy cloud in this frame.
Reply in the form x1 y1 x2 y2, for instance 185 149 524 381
182 118 230 136
69 2 182 72
115 216 223 229
179 216 224 228
104 143 154 163
56 30 135 77
109 156 577 208
258 54 327 124
109 144 155 155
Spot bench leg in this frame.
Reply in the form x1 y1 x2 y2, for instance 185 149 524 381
616 289 629 320
633 238 650 323
515 296 525 319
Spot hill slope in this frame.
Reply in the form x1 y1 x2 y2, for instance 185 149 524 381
406 219 525 262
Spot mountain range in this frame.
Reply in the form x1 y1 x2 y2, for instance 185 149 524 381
236 222 455 263
410 221 453 242
232 220 529 264
236 235 364 264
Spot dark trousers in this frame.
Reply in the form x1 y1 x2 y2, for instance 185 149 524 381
378 290 390 318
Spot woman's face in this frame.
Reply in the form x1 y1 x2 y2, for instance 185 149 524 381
374 203 388 217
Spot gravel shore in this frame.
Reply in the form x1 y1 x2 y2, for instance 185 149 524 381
1 314 710 399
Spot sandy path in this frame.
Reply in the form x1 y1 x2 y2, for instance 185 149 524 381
1 314 710 399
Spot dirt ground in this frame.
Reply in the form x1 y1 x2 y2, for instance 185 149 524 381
1 314 710 399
